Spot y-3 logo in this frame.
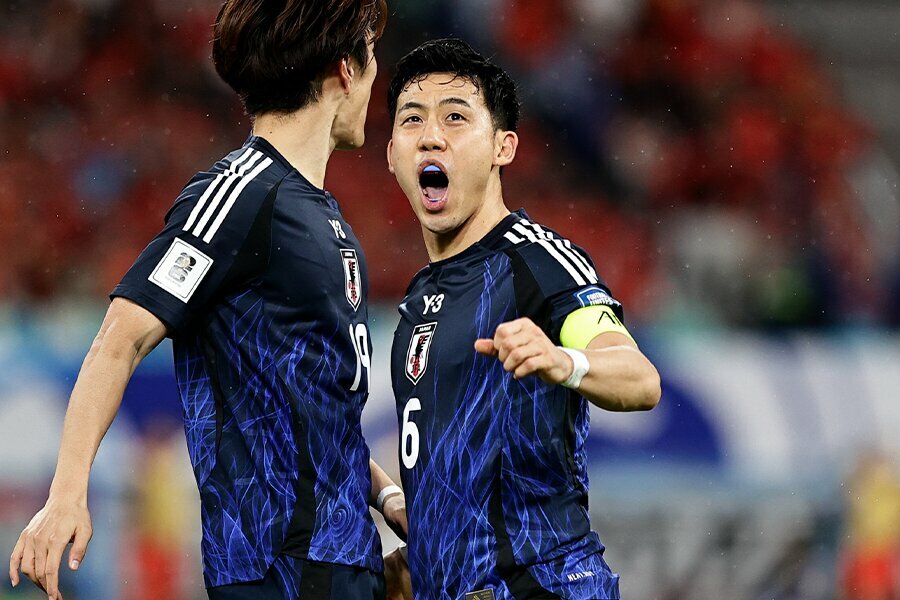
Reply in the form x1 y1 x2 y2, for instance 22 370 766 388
423 293 444 315
329 219 346 239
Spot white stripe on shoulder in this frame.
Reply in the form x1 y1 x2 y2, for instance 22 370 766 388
504 231 524 244
561 238 598 280
527 222 598 283
512 221 587 286
202 157 273 243
183 147 257 232
191 150 264 238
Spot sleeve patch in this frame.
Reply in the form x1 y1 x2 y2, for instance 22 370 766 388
148 238 214 303
574 286 621 309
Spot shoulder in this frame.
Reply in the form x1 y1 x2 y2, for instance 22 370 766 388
503 216 600 293
167 146 286 244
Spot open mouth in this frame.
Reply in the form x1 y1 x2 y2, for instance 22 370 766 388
418 164 449 209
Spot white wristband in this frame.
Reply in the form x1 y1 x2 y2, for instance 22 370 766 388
558 347 590 389
376 485 403 513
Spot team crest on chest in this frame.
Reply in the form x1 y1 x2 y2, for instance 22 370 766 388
406 322 437 384
340 249 362 311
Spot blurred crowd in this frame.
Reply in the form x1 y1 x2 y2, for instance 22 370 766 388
1 0 898 327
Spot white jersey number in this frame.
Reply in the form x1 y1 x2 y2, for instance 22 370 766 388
401 397 422 469
349 323 370 392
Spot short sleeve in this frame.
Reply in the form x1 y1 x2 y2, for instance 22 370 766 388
510 234 625 345
111 172 276 333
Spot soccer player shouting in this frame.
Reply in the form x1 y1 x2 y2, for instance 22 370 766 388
9 1 407 599
385 39 661 599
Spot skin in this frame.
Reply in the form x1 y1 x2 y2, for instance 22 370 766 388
9 45 406 600
388 73 518 262
387 72 660 413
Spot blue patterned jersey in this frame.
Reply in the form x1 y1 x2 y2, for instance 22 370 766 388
391 210 622 599
112 136 381 587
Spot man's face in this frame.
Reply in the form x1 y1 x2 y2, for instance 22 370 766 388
334 42 377 150
388 73 504 236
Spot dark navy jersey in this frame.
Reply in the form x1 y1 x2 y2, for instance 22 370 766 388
391 210 622 599
112 136 381 587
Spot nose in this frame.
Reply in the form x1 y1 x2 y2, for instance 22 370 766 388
418 118 446 152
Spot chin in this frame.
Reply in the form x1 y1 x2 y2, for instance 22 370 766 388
335 133 364 150
420 213 460 236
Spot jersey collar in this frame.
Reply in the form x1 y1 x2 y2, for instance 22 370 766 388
427 208 529 269
245 135 330 198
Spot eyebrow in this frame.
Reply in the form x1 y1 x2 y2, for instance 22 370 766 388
397 97 473 113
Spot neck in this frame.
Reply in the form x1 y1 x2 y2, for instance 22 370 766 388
252 103 338 188
424 177 510 262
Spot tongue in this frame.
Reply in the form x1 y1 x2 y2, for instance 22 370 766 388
424 186 446 200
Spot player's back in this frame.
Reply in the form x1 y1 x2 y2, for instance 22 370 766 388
114 136 381 586
391 210 620 599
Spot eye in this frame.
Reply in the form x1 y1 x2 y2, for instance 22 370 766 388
402 115 422 125
447 112 466 122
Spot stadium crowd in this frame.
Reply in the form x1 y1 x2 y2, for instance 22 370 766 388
1 0 896 327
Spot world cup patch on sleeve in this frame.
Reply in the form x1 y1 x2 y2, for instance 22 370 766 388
574 286 620 309
148 238 213 303
465 589 495 600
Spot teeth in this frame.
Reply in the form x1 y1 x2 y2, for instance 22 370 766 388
423 165 441 173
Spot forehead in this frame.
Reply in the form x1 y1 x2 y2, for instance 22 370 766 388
397 72 485 108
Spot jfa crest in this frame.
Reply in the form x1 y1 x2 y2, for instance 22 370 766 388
406 322 437 384
341 249 362 311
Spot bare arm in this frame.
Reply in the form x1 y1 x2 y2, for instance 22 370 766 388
474 318 661 411
369 459 407 542
9 298 167 599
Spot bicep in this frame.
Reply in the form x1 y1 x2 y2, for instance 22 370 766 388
586 330 638 351
560 305 636 350
95 298 168 363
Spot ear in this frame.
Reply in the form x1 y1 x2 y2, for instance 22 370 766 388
493 130 518 168
386 138 395 174
338 58 354 95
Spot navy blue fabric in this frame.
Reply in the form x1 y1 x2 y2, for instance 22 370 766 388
113 137 381 586
206 554 386 600
391 211 620 599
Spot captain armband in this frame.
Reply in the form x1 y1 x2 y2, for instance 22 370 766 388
559 305 635 350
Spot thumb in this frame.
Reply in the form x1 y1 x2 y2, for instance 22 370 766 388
474 339 498 356
68 525 92 571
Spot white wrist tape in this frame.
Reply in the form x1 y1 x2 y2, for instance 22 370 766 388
376 485 403 513
558 347 590 389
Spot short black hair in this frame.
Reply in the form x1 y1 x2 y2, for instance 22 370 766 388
213 0 387 116
387 38 520 132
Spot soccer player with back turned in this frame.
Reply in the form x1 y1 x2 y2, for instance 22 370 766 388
9 2 409 599
385 39 661 599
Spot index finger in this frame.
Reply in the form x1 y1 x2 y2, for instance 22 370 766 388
9 533 24 586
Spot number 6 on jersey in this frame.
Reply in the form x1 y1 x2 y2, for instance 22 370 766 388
401 397 422 469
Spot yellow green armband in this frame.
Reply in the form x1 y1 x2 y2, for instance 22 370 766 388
559 305 635 349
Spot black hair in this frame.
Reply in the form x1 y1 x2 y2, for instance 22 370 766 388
387 38 520 132
213 0 387 116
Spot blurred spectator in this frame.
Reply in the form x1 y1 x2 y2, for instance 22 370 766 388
838 454 900 600
0 0 895 329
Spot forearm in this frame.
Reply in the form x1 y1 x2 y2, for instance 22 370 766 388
48 341 140 502
576 344 660 412
369 458 400 506
49 299 166 502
